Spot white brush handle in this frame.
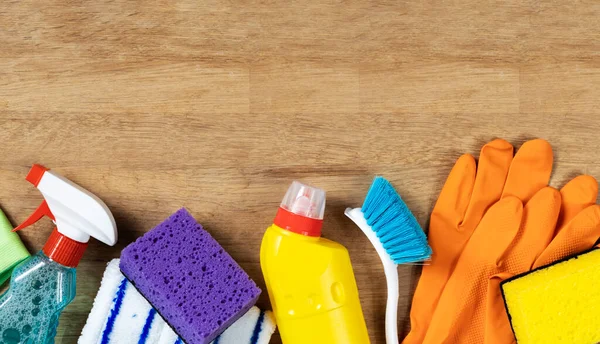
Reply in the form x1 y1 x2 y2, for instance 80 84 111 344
345 208 399 344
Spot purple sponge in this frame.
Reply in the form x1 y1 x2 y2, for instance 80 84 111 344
120 208 261 344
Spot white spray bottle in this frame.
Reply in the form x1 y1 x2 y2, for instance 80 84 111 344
0 164 117 344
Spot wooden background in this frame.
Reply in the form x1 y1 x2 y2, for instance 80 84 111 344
1 1 599 343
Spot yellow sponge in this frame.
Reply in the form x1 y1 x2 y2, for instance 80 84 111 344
502 248 600 343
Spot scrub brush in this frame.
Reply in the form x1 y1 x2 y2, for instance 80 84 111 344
345 177 432 344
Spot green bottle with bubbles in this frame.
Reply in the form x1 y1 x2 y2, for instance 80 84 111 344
0 165 117 343
0 252 76 344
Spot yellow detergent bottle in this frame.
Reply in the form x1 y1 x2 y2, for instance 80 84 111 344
260 181 370 344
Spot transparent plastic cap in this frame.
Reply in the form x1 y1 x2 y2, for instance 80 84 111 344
280 181 326 220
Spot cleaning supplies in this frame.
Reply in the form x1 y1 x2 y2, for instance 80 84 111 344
120 208 261 344
423 174 600 344
345 177 431 344
403 139 553 344
0 164 118 344
486 176 600 344
0 206 29 285
533 177 600 269
80 259 276 344
403 139 515 344
502 248 600 343
481 187 562 344
261 181 370 344
420 194 526 344
406 138 600 343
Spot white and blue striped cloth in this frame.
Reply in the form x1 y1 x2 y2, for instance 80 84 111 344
79 259 276 344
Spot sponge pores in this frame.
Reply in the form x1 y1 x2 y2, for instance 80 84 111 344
502 248 600 344
120 208 261 344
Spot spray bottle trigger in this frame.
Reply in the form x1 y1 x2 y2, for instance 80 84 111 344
13 200 55 232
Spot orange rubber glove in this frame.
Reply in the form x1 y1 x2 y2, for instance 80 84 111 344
484 175 600 344
421 185 561 344
421 174 600 344
403 139 552 344
534 176 600 268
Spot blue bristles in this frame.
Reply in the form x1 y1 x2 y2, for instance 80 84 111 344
361 176 432 265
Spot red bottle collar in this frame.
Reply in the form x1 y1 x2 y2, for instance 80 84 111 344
43 228 88 268
273 207 323 237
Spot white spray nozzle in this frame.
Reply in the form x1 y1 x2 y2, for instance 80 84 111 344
14 165 117 245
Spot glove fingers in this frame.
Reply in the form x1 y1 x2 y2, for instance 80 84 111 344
534 205 600 269
460 139 513 232
405 154 477 344
557 175 598 231
423 197 523 344
502 139 553 203
484 273 515 344
485 177 595 344
502 187 561 273
473 197 525 263
431 154 476 230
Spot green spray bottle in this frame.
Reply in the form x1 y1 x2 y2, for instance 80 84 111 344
0 165 117 344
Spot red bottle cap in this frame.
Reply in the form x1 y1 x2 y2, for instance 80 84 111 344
43 228 88 268
274 207 324 237
273 181 326 237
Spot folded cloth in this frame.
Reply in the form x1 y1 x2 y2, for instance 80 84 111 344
0 206 30 285
79 259 276 344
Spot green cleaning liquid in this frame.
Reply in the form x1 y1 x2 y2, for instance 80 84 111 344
0 252 76 344
0 164 118 344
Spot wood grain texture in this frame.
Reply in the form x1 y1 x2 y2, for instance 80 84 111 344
1 1 599 343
